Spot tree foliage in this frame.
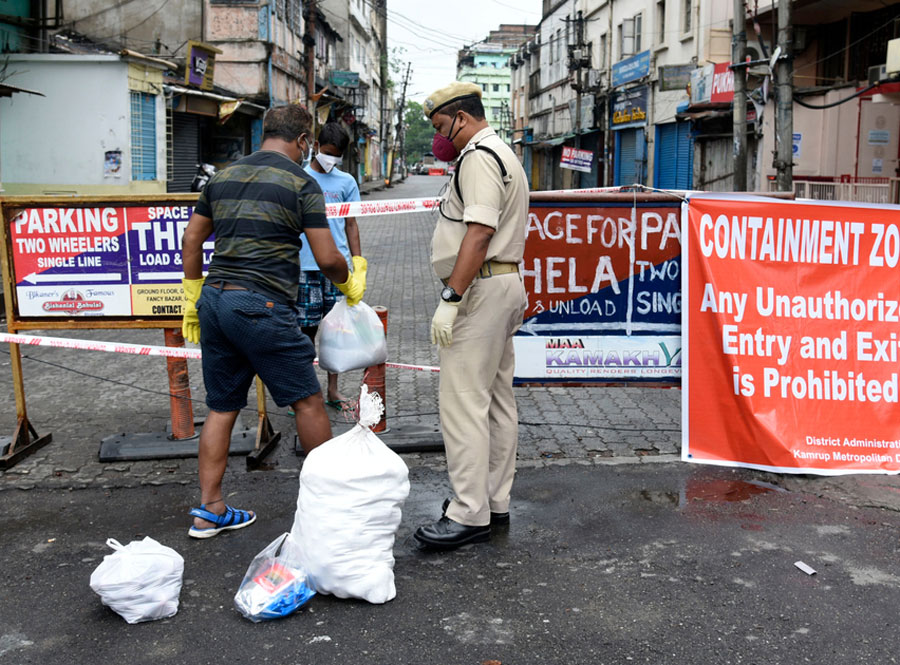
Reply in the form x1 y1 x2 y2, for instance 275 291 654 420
403 101 434 165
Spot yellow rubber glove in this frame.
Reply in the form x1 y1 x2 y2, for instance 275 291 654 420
181 278 204 344
431 300 460 347
351 256 368 298
335 268 365 307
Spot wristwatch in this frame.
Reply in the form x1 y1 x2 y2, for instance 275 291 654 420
440 286 463 303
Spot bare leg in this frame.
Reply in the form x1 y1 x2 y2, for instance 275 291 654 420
193 409 253 528
326 372 347 404
294 391 333 454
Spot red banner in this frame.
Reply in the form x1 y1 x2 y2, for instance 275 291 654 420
684 195 900 474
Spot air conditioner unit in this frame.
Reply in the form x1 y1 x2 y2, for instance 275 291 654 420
869 64 887 85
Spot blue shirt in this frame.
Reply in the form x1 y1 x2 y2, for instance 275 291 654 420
299 165 360 270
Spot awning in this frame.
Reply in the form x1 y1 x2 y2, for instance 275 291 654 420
676 109 732 121
0 83 44 98
163 84 266 119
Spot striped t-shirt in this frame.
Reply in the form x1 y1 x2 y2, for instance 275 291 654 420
195 150 329 304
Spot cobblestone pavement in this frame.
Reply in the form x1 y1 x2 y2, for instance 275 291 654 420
0 175 681 492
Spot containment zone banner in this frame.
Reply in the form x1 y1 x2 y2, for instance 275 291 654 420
683 194 900 475
515 202 682 382
9 205 210 317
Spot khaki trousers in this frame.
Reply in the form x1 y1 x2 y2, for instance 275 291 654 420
440 272 527 527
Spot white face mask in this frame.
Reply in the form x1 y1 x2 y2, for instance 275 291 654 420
315 152 342 173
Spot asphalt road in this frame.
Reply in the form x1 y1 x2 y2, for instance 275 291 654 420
2 461 900 665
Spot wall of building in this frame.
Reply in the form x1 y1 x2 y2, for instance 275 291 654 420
61 0 201 57
0 55 166 194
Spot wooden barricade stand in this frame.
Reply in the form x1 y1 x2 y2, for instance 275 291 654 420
0 195 280 469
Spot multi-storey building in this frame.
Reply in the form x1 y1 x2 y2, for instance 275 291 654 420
318 0 392 184
517 0 900 197
457 25 536 144
0 0 392 194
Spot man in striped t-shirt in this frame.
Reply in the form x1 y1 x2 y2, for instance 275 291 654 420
180 103 365 539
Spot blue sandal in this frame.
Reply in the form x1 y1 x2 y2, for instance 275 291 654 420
188 503 257 539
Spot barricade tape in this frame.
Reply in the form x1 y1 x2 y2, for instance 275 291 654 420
325 186 632 219
0 332 441 372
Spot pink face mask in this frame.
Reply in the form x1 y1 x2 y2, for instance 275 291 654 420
431 115 461 162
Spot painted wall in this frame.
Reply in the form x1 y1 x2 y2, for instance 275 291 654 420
0 55 166 194
63 0 201 58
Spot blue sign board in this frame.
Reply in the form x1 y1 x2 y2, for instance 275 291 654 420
612 50 651 88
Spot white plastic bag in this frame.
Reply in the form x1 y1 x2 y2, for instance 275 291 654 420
317 299 387 373
234 532 315 622
89 537 184 624
291 386 409 604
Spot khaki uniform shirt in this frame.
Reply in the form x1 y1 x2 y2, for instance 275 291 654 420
431 127 529 280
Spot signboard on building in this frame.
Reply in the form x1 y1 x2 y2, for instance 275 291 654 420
612 50 651 88
658 64 694 91
610 86 648 130
710 62 735 103
689 64 714 104
330 71 360 88
515 200 683 383
9 204 211 317
560 146 594 173
684 194 900 474
185 41 222 91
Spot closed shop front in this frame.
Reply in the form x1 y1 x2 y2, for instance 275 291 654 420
654 121 693 189
611 85 648 187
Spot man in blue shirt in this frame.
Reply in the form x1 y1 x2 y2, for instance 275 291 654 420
297 122 366 408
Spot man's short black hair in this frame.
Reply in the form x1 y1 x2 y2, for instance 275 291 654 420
318 122 350 152
262 103 313 141
435 95 485 121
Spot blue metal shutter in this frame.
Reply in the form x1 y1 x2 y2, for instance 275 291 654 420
655 122 693 189
615 129 637 186
130 92 157 181
674 121 693 189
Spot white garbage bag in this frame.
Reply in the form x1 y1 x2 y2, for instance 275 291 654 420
291 386 409 604
317 299 387 373
89 537 184 624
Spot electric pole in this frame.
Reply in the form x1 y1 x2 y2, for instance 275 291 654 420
388 62 411 186
775 0 793 191
570 10 586 150
732 0 747 191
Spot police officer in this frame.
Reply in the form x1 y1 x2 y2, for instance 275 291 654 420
413 82 529 551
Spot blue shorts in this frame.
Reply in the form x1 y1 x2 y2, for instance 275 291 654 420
196 284 320 411
296 270 341 327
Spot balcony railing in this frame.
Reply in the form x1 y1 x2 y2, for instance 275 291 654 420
768 176 900 204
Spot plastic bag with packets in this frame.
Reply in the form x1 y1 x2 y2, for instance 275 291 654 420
233 532 316 622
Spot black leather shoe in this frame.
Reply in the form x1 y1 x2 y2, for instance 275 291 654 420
442 498 510 526
413 516 490 550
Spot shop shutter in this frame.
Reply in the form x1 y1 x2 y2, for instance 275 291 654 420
615 129 637 186
674 121 693 189
655 122 693 189
169 112 201 193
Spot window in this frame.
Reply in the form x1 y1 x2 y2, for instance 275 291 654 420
493 83 500 92
621 14 642 58
506 84 510 92
556 29 563 61
599 33 607 69
130 92 157 181
657 0 666 46
683 0 692 34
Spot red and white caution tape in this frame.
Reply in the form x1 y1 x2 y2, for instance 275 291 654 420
325 186 636 219
326 197 440 219
0 332 440 372
0 332 203 359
